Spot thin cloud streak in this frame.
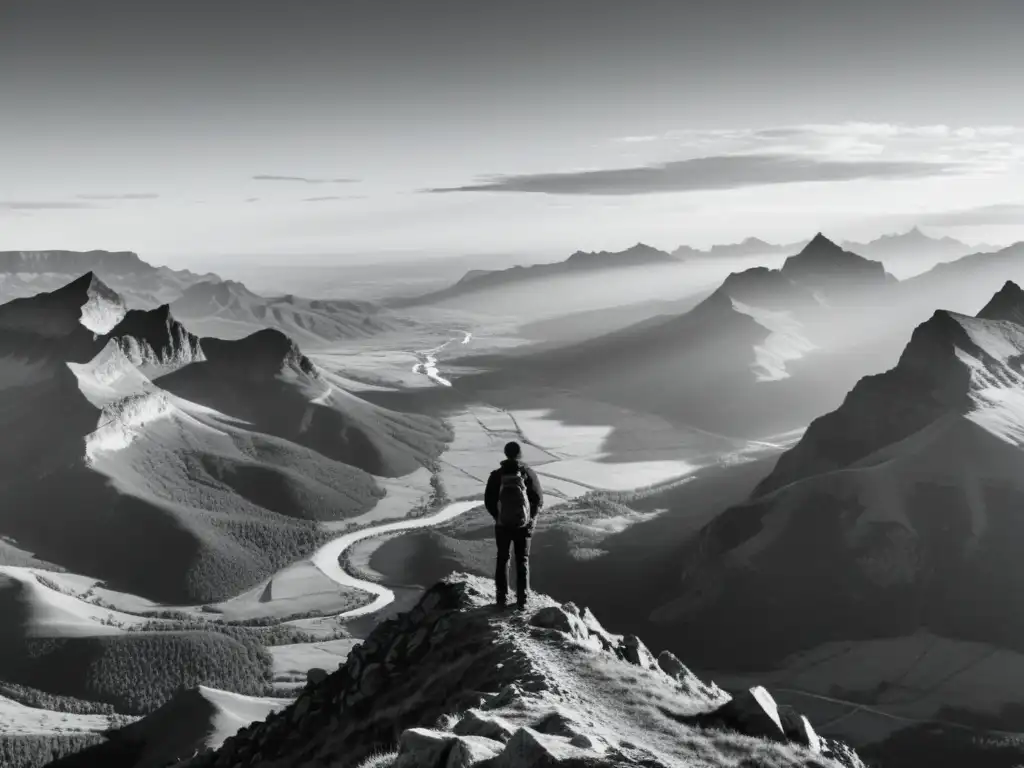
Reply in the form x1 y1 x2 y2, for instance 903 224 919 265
1 201 99 209
76 193 160 200
253 174 359 184
426 153 960 196
917 203 1024 227
301 195 366 202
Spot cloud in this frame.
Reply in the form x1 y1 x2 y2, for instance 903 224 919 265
76 193 160 200
426 153 959 196
245 197 260 203
611 123 1024 170
0 200 99 209
301 195 366 202
916 203 1024 228
253 174 359 184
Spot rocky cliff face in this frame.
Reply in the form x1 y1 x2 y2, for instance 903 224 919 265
186 574 863 768
199 329 318 379
0 272 126 340
102 304 205 376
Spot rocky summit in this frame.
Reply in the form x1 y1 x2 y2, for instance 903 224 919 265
186 574 863 768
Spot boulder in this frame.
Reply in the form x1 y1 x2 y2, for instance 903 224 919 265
619 635 656 669
306 667 329 687
778 705 822 753
483 683 524 710
490 727 594 767
445 735 504 767
706 686 786 742
529 606 589 644
393 728 503 768
392 728 452 768
453 710 517 743
823 738 869 768
656 651 691 680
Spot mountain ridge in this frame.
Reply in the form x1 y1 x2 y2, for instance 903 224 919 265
176 573 863 768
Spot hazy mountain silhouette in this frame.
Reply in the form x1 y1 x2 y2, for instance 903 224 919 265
841 227 998 270
0 250 219 309
651 282 1024 678
458 234 894 439
393 242 678 306
171 280 415 346
672 236 810 260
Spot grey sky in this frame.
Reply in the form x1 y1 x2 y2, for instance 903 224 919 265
2 0 1024 263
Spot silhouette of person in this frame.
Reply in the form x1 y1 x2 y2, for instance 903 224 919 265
484 441 544 609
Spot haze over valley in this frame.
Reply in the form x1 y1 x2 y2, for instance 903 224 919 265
6 2 1024 767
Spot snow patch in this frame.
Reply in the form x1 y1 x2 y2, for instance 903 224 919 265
80 282 126 334
67 341 177 461
85 391 175 462
731 299 815 382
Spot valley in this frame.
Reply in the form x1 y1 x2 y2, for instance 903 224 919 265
4 236 1024 768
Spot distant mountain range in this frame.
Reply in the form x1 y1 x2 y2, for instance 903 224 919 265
0 249 218 309
395 228 999 310
672 236 809 260
392 242 678 307
0 250 417 346
840 226 998 266
171 279 416 347
457 234 898 438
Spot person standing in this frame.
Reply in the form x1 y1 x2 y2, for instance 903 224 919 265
484 441 543 609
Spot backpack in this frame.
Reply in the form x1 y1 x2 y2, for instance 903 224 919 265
496 468 531 528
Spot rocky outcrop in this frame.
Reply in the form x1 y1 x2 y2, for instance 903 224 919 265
186 574 862 768
102 304 205 374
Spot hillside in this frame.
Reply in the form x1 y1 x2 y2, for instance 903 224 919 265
171 281 415 346
165 574 863 768
39 685 287 768
0 274 450 604
636 282 1024 763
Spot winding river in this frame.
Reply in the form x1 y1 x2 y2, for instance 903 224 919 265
309 499 483 620
411 330 473 387
298 330 479 622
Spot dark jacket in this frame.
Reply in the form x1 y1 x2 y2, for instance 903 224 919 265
485 459 543 526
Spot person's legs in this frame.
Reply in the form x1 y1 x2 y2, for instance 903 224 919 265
494 525 512 605
512 529 531 607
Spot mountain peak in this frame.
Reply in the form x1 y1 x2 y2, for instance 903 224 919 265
0 271 126 338
780 234 891 291
104 304 205 375
977 280 1024 324
201 327 318 378
187 573 863 768
802 232 842 252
